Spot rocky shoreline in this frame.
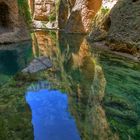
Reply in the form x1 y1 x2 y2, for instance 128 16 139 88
89 41 140 63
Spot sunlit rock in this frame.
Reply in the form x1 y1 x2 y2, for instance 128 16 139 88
34 0 56 21
64 0 102 33
89 0 140 57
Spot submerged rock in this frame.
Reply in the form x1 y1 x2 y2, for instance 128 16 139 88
22 56 52 73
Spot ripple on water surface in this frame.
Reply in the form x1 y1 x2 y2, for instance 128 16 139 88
26 88 81 140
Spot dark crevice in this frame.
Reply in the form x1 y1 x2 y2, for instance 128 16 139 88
0 2 13 34
132 0 139 2
0 2 9 27
103 17 111 31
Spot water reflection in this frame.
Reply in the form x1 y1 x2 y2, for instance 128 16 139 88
0 41 32 85
32 31 120 139
26 83 81 140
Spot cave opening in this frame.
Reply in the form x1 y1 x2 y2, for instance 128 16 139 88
0 2 12 33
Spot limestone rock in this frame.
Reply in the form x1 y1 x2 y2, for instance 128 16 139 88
64 0 102 33
34 0 55 21
89 0 140 55
22 56 52 73
0 0 30 43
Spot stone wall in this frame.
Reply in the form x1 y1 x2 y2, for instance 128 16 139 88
34 0 55 21
89 0 140 56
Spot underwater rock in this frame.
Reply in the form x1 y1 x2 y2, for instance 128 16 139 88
22 56 52 73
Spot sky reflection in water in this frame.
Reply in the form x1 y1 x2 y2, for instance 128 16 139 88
26 89 81 140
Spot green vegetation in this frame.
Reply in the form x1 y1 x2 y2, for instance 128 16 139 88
48 12 56 22
101 6 110 14
95 51 140 140
17 0 32 27
0 77 32 140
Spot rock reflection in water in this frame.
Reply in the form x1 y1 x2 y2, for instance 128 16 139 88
32 31 118 140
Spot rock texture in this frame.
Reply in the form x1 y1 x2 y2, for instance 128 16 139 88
89 0 140 56
59 0 102 33
0 0 30 43
22 56 52 73
34 0 55 21
32 31 57 57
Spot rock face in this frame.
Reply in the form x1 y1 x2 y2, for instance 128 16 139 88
31 0 57 29
22 56 52 73
59 0 102 33
0 0 30 43
32 31 57 57
89 0 140 56
34 0 55 21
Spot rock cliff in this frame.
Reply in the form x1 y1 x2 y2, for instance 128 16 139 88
59 0 102 33
89 0 140 57
0 0 31 44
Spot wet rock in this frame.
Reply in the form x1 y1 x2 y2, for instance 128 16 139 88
22 56 52 73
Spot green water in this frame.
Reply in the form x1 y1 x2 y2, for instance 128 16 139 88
0 30 140 140
32 30 140 140
0 41 33 85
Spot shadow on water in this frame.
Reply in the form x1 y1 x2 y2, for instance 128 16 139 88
29 30 140 140
0 41 33 85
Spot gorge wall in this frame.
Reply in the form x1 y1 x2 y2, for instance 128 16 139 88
89 0 140 57
29 0 57 29
58 0 102 33
0 0 30 44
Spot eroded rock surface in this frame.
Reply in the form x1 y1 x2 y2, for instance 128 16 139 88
89 0 140 56
0 0 30 43
59 0 102 33
22 56 52 73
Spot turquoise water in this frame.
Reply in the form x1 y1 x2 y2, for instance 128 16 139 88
26 85 81 140
0 30 140 140
0 41 32 85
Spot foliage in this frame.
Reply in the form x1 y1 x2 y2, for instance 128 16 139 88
17 0 32 27
48 12 56 22
101 6 110 14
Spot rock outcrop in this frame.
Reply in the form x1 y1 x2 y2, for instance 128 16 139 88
34 0 55 21
0 0 30 44
32 0 57 29
59 0 102 33
89 0 140 56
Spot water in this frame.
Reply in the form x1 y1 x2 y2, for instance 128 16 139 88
0 41 32 85
0 30 140 140
26 86 81 140
32 30 140 139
